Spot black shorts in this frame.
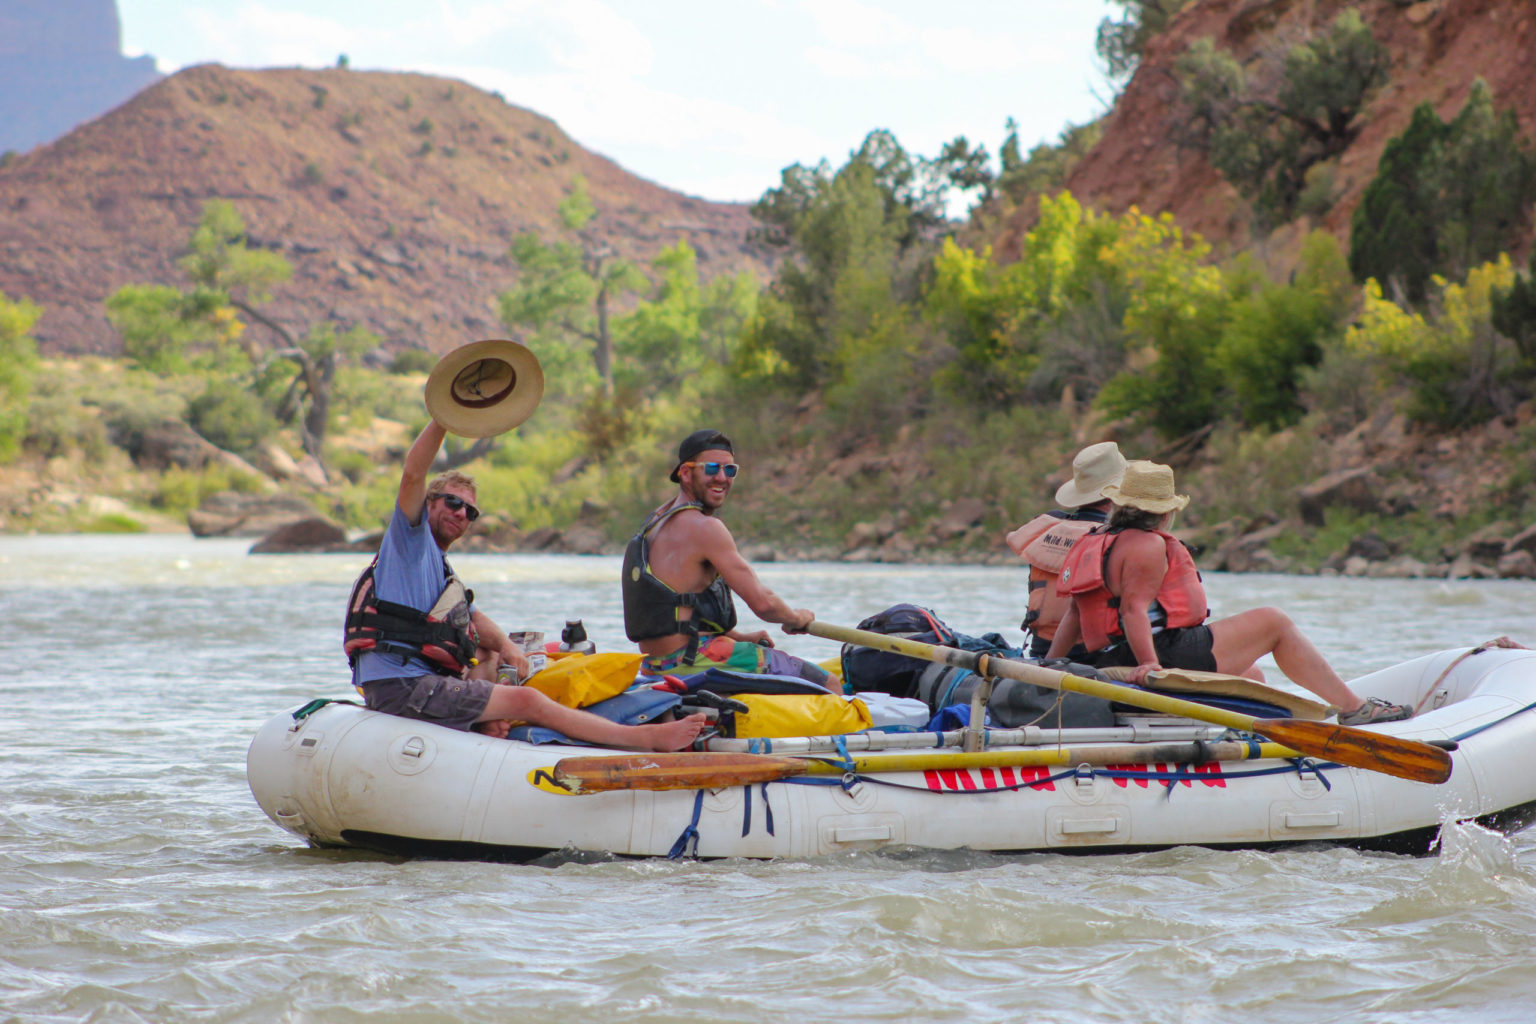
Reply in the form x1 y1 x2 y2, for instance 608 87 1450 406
361 673 493 730
1090 625 1217 673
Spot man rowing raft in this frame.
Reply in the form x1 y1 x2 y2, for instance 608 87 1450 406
622 428 835 689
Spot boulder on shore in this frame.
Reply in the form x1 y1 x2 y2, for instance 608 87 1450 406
249 517 348 554
1296 468 1383 527
188 491 318 538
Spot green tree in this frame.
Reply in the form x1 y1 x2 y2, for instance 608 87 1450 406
1347 102 1446 303
179 199 294 356
104 284 230 374
1097 0 1195 82
1435 81 1536 279
996 118 1103 206
1176 11 1389 223
928 191 1126 405
1094 208 1230 438
105 200 367 471
1217 232 1352 428
616 240 756 392
740 133 919 388
1491 245 1536 366
1350 80 1536 302
0 291 42 463
500 176 647 396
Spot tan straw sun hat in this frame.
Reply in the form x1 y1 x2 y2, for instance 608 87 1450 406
424 339 544 438
1054 441 1128 508
1100 460 1189 514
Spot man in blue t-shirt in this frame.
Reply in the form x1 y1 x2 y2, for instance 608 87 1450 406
351 418 706 750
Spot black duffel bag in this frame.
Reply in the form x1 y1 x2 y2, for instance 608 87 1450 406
839 603 958 699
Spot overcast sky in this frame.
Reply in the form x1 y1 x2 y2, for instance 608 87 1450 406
117 0 1117 205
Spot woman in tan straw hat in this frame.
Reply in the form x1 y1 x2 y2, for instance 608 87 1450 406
1047 461 1411 726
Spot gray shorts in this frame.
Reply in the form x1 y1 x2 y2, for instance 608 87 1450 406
361 673 493 731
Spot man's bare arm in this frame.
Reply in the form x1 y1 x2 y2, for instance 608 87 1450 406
694 517 813 631
471 609 531 679
398 420 448 524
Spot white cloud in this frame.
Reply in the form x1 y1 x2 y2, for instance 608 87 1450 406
119 0 1114 201
182 4 357 68
799 0 919 49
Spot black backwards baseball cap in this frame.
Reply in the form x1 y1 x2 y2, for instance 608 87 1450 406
670 429 734 482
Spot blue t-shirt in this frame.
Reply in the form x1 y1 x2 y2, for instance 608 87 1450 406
353 504 469 685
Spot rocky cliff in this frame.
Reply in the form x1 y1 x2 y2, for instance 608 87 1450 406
0 63 774 355
1001 0 1536 269
0 0 160 155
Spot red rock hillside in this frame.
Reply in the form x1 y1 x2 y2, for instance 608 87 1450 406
0 64 775 355
1002 0 1536 267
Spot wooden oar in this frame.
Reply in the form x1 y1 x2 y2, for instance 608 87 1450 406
807 621 1453 785
552 740 1298 794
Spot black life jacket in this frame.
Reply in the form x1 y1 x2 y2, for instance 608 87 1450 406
343 556 479 676
621 502 737 643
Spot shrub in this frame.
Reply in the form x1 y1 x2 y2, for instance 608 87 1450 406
388 348 436 374
151 463 265 512
1344 259 1525 428
186 385 280 454
25 391 111 461
0 291 41 463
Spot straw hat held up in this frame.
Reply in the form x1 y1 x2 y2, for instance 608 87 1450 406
1100 460 1189 514
424 339 545 438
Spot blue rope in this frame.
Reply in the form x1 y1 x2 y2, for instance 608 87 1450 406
831 734 853 772
839 758 1338 796
668 790 705 860
290 698 358 721
1449 699 1536 743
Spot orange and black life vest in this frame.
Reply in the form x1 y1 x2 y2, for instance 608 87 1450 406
343 557 479 676
1057 527 1207 654
1007 510 1105 641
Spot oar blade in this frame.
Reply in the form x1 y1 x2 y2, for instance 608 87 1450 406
1258 718 1453 784
552 752 806 794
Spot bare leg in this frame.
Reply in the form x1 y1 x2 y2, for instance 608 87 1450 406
1209 608 1363 711
478 686 707 751
465 646 500 682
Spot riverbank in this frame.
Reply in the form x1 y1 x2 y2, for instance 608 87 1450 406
3 357 1533 580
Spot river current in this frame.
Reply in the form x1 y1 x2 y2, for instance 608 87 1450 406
3 533 1536 1023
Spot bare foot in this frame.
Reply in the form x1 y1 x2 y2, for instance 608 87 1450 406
472 719 512 740
644 712 708 751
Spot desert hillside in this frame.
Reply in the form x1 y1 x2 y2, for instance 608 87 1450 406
0 63 774 355
1002 0 1536 268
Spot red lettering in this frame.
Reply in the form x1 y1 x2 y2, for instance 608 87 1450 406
1192 762 1226 788
922 766 1057 792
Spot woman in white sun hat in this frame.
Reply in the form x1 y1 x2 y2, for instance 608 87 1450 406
1046 460 1411 726
1005 441 1127 659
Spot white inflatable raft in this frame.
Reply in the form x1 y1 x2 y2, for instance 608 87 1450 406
247 646 1536 861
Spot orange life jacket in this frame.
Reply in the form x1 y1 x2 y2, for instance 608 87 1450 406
1057 528 1207 654
1007 512 1101 641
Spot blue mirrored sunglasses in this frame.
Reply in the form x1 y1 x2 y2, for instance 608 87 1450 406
437 493 480 521
683 460 739 478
